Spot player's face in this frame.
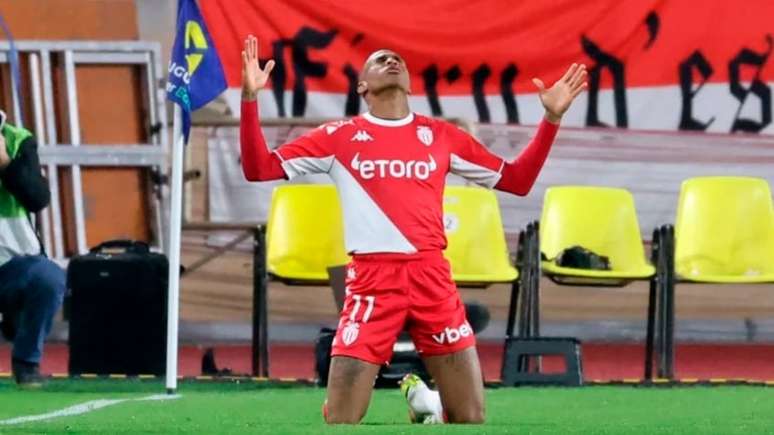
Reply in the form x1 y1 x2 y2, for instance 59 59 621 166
358 50 410 97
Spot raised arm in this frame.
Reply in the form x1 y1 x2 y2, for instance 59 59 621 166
239 35 285 181
448 64 586 195
495 63 587 194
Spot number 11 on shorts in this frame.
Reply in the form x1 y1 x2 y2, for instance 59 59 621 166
349 294 375 323
341 295 375 347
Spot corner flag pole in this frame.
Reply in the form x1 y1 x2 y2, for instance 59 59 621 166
165 104 186 394
164 0 227 393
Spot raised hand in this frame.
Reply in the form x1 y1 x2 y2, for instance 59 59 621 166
532 63 587 123
241 35 275 100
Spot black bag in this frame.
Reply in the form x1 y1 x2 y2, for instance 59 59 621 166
67 240 168 375
315 328 430 388
554 245 611 270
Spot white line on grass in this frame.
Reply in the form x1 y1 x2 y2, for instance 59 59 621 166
0 394 181 426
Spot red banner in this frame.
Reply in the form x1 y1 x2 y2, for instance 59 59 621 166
201 0 774 132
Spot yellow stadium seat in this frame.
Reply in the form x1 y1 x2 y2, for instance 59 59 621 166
674 177 774 282
520 186 659 379
656 177 774 379
540 186 655 280
443 186 519 285
266 184 349 283
443 187 531 383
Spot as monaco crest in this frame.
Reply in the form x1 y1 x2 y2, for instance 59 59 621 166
342 321 360 346
417 126 433 146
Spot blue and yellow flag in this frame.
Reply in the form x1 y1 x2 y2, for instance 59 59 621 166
166 0 227 143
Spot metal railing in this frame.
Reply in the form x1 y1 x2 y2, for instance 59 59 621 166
0 40 169 258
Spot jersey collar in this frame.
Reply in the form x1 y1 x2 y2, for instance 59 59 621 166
362 111 414 127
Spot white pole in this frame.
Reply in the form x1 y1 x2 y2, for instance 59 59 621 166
9 56 23 128
165 104 185 393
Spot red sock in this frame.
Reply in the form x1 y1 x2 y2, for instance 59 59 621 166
322 401 329 422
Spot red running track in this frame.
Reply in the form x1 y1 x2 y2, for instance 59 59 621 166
3 342 774 380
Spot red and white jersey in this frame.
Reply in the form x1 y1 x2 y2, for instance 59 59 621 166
240 101 558 255
273 112 505 254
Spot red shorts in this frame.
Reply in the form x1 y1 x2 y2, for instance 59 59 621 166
331 250 475 365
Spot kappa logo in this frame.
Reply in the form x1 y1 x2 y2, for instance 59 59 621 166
431 321 473 345
351 130 374 142
342 321 360 346
417 125 433 146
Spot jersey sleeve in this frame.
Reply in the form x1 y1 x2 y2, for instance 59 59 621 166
240 100 288 181
446 122 505 188
494 119 559 196
240 100 337 181
273 123 337 179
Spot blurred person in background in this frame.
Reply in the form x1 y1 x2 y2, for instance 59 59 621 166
0 110 65 388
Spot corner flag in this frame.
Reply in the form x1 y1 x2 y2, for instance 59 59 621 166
164 0 227 394
166 0 227 142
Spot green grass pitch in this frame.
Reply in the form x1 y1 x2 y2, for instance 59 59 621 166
0 379 772 434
